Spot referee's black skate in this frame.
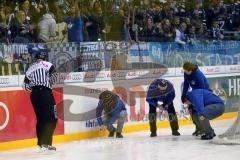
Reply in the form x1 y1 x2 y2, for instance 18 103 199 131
40 145 56 152
47 145 56 151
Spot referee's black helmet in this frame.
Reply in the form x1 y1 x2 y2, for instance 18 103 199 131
28 45 49 60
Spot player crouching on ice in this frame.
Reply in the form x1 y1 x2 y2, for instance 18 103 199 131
96 90 127 138
146 79 180 137
183 89 225 140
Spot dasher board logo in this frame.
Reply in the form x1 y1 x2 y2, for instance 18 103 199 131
0 102 9 130
51 52 74 73
0 78 10 85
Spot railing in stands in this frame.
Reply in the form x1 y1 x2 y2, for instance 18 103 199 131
0 41 240 76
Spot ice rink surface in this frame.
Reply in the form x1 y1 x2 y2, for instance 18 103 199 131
0 119 239 160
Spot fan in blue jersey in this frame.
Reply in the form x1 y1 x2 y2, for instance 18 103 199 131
183 89 225 140
146 78 180 137
96 90 127 138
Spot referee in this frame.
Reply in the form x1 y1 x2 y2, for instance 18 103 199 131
23 45 58 152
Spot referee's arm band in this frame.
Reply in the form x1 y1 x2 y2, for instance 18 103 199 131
24 76 30 84
49 65 57 76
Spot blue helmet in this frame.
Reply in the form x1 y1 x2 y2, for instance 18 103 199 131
28 44 49 60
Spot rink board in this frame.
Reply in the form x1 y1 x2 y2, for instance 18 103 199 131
0 66 240 151
0 112 237 151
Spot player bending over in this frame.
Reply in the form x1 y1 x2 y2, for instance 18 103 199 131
182 62 210 136
183 89 225 140
146 78 180 137
96 90 127 138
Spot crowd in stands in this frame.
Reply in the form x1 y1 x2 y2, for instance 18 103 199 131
0 0 240 44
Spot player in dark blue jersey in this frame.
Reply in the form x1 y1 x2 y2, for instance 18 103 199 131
146 79 180 137
184 89 225 140
182 62 210 136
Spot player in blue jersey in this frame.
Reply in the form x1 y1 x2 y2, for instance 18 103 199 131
146 78 180 137
183 89 225 140
182 62 210 136
96 90 127 138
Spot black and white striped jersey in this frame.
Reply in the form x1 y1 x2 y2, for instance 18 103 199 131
23 60 58 90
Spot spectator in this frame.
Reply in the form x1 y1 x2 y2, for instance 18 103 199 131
160 5 168 20
211 20 224 40
176 0 187 17
196 24 209 41
216 7 227 31
169 1 179 15
47 1 67 42
227 0 240 29
87 4 105 41
162 18 175 42
64 3 85 42
192 1 206 26
191 9 203 27
0 4 7 43
186 25 197 44
106 7 125 41
0 3 6 24
48 1 65 23
38 11 57 43
134 5 146 30
225 8 235 31
155 22 164 41
152 4 162 23
0 26 7 43
21 0 31 21
20 0 48 42
10 10 33 43
139 16 157 42
147 1 157 20
206 0 226 29
185 17 191 27
123 16 132 42
166 7 175 22
175 22 187 45
172 16 180 28
20 0 41 24
0 0 239 44
234 24 240 40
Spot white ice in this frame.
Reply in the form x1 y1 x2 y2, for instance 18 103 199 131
0 119 239 160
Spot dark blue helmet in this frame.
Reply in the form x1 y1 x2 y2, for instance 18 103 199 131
28 44 49 60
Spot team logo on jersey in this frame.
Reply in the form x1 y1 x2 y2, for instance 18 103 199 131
157 83 168 91
191 80 196 85
40 61 49 68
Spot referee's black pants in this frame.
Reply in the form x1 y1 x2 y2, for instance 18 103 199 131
30 86 58 146
149 103 179 133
